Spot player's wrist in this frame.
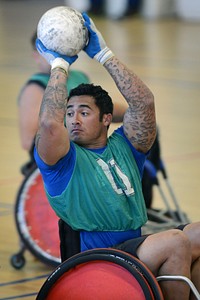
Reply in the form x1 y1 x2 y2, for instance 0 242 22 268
94 47 114 65
51 57 69 75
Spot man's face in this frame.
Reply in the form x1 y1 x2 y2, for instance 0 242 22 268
66 95 110 148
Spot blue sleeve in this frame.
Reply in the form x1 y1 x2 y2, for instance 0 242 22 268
114 126 148 179
34 142 76 196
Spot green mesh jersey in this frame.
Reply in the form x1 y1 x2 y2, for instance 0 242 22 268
46 132 148 232
27 69 90 91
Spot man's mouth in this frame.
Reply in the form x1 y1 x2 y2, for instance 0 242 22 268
71 128 82 134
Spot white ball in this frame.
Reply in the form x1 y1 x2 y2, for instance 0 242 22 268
37 6 88 56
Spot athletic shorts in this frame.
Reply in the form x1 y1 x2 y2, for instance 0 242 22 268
113 224 188 258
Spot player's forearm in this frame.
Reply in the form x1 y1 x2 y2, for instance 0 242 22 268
104 56 156 152
38 68 68 128
104 56 154 110
35 68 69 164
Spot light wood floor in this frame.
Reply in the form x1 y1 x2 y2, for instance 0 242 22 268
0 0 200 298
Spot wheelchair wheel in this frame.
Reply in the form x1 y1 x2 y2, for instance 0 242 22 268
12 166 61 268
10 243 26 269
36 248 163 300
10 252 26 269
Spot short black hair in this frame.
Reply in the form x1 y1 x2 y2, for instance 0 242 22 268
68 83 113 121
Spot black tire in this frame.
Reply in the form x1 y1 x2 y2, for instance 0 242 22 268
36 249 163 300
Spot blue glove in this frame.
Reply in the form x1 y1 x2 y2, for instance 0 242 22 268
36 39 78 73
82 13 114 65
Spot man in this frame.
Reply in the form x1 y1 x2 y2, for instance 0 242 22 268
18 30 126 175
35 13 200 300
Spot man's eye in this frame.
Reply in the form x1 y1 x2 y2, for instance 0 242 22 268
67 112 73 117
82 112 88 116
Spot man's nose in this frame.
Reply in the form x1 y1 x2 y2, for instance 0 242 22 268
72 113 81 125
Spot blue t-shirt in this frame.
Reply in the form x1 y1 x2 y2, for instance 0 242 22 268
34 126 147 251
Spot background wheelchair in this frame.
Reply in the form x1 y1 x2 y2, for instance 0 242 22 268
10 164 61 269
142 130 190 234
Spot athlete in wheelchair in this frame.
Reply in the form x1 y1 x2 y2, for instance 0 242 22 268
32 13 200 299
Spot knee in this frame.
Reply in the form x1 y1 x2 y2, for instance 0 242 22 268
170 230 192 259
183 222 200 260
192 256 200 270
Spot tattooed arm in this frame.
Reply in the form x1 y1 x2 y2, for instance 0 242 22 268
104 56 156 153
35 68 70 165
82 13 156 153
34 39 78 165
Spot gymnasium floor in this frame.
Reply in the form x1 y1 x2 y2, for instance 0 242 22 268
0 0 200 298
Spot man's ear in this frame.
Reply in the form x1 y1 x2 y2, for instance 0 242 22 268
103 113 112 126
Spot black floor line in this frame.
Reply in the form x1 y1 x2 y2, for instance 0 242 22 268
0 274 49 287
0 292 38 300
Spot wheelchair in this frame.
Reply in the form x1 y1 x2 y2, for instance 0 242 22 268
10 162 199 298
10 163 61 269
36 247 200 299
142 131 190 234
